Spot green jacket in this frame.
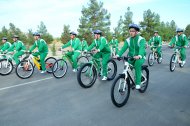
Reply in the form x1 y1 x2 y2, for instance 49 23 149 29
109 39 119 48
169 34 188 47
87 37 110 53
81 40 88 51
0 41 12 51
8 40 26 52
62 38 82 51
30 39 48 53
118 34 146 58
148 35 162 46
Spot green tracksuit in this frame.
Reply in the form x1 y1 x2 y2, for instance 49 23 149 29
169 34 188 61
118 34 146 86
8 40 26 65
148 35 162 58
0 41 12 59
62 38 82 69
109 39 119 54
29 39 48 71
87 37 111 77
81 40 88 51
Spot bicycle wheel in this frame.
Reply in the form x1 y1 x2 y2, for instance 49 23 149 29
138 66 149 93
52 59 68 78
77 56 89 72
45 57 56 73
107 59 117 81
170 54 176 72
16 60 34 79
0 59 13 76
148 52 154 66
111 74 130 107
77 63 97 88
157 52 163 64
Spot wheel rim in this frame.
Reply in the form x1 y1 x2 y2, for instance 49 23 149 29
53 60 67 78
107 61 115 79
148 53 154 66
16 61 33 78
45 57 56 73
0 60 13 75
77 56 89 72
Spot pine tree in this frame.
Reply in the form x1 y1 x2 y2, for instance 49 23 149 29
61 25 71 44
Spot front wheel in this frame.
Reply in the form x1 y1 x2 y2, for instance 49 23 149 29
111 74 130 107
138 66 149 93
16 60 34 79
77 63 97 88
0 59 13 76
148 52 154 66
170 54 176 72
45 57 56 73
77 56 89 72
52 59 68 78
107 59 117 81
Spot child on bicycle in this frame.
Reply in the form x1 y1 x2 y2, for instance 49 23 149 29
8 35 26 65
108 34 119 56
168 28 188 66
61 32 82 72
148 31 162 61
29 32 48 73
0 37 12 59
115 24 146 89
85 30 111 80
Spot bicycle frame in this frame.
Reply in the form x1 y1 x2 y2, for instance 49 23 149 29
173 48 182 64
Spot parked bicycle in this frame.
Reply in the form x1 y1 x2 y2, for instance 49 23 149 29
77 51 117 88
16 52 56 79
52 50 89 78
148 46 162 66
111 56 149 107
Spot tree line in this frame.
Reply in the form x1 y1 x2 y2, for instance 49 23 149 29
1 0 190 47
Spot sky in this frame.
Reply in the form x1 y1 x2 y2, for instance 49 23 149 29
0 0 190 37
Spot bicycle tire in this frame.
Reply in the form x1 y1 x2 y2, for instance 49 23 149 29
0 59 13 76
107 59 117 81
138 66 149 93
52 59 68 78
170 54 176 72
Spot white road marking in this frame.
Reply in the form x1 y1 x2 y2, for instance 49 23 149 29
0 77 53 91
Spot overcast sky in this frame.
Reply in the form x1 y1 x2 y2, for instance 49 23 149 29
0 0 189 37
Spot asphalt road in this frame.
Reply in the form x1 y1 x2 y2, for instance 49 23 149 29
0 46 190 126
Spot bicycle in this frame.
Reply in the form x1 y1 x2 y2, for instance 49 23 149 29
111 56 149 107
77 51 117 88
52 50 89 78
148 46 162 66
15 52 56 79
169 46 184 72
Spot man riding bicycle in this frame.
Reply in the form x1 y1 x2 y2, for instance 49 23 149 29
61 32 82 72
108 34 119 55
29 32 48 73
148 31 162 61
0 37 12 58
85 30 111 80
115 24 146 89
168 28 188 66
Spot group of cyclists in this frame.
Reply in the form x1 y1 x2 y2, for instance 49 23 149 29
0 23 189 90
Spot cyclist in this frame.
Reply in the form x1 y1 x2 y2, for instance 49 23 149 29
61 31 82 72
0 37 12 58
8 35 26 65
148 31 162 61
29 32 48 73
115 24 146 89
168 28 188 66
81 38 88 51
85 30 111 80
108 34 119 56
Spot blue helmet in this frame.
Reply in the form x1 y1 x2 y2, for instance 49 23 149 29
33 32 41 36
2 37 7 40
129 24 140 31
93 30 102 35
176 28 183 32
70 31 77 36
12 35 19 38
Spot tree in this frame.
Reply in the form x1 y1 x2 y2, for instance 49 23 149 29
78 0 111 43
26 29 34 47
113 16 123 42
185 24 190 38
61 25 71 44
122 7 133 38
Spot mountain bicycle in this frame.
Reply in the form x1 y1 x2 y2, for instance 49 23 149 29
169 46 184 72
111 56 149 107
52 50 89 78
148 46 162 66
77 51 117 88
16 52 56 79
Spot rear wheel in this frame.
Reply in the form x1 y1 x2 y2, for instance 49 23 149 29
148 52 154 66
45 57 56 73
52 59 68 78
138 66 149 93
170 54 176 72
0 59 13 76
107 59 117 81
111 74 130 107
157 52 163 64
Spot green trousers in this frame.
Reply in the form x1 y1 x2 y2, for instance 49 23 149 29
128 58 145 85
93 52 111 77
66 51 80 69
180 48 186 61
33 52 48 71
151 46 162 58
13 51 24 65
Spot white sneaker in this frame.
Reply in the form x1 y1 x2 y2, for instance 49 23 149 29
102 76 107 80
40 70 46 74
73 69 77 72
182 61 186 66
136 85 141 89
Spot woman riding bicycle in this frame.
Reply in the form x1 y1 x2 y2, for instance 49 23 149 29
115 24 146 89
